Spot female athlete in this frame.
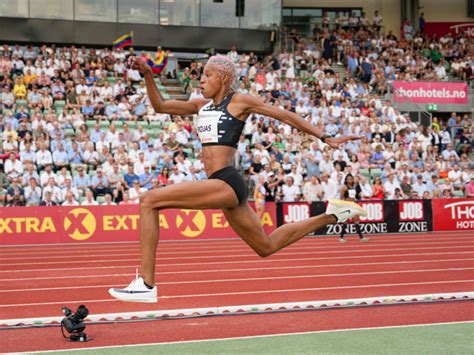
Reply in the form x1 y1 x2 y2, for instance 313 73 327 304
109 55 366 302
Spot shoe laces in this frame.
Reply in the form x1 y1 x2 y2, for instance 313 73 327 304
124 268 141 291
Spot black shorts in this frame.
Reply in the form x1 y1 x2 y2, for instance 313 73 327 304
208 166 248 204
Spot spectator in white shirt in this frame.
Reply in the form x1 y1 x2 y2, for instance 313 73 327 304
320 173 338 201
357 175 371 197
168 166 187 185
102 193 117 206
81 190 99 206
132 152 148 175
412 175 428 197
384 173 401 199
303 176 324 202
281 176 301 202
62 191 80 206
319 154 335 176
36 143 53 170
60 177 79 202
42 177 62 204
24 178 42 206
128 180 145 203
4 152 24 181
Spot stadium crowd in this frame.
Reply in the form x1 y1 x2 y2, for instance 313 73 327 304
0 11 472 207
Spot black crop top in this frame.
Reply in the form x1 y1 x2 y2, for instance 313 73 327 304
196 93 245 149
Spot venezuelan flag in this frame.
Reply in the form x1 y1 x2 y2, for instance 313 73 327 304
147 51 168 74
113 32 133 49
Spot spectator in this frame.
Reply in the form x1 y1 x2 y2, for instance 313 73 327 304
81 189 99 206
465 177 474 197
39 191 57 206
384 173 401 199
6 178 25 206
168 166 187 185
139 166 154 190
303 175 323 202
73 166 91 195
24 177 42 206
281 176 301 202
129 180 145 203
91 168 112 199
61 177 79 202
124 165 139 189
5 152 24 181
102 193 117 206
42 177 62 204
62 191 80 206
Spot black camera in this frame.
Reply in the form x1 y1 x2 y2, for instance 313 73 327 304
61 305 89 342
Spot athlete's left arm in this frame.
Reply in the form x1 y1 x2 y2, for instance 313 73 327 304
236 94 362 149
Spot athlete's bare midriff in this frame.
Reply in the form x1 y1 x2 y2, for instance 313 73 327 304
202 145 236 177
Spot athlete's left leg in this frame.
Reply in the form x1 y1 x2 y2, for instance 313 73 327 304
223 201 335 257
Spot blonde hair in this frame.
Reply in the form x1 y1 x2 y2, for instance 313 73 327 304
206 55 237 92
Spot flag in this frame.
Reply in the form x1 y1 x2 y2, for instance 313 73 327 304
147 51 168 74
113 32 133 49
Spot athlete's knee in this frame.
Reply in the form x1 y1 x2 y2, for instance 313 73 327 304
140 190 163 210
254 243 276 258
255 248 272 258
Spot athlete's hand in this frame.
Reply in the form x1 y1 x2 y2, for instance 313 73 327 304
324 135 364 149
128 56 152 75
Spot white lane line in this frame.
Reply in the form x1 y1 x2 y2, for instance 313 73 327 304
1 233 472 253
1 268 473 293
24 321 474 354
2 245 473 267
1 251 473 274
1 280 473 307
2 258 472 283
2 240 472 260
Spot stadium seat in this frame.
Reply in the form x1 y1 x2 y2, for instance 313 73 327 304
96 196 106 204
64 128 75 136
71 163 88 172
453 190 465 197
371 168 382 179
15 99 28 108
54 100 66 109
149 121 162 129
360 168 370 179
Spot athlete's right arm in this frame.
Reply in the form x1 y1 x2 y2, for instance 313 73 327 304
131 57 207 116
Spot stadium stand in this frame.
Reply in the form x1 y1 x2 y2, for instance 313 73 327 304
0 17 472 206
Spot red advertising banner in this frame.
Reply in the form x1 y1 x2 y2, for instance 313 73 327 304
0 203 276 245
432 198 474 231
425 22 474 38
393 81 469 105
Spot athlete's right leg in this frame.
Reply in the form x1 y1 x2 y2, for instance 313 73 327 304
139 179 240 286
109 179 239 302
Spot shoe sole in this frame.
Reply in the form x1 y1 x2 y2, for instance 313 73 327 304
109 289 157 303
328 199 367 217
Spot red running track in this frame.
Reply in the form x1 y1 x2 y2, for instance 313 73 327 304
1 232 474 352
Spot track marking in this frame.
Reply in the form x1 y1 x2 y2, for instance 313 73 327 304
25 321 474 354
2 258 472 282
1 239 472 257
2 267 472 293
1 280 473 307
1 251 473 274
1 232 472 252
2 240 472 260
2 245 473 267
